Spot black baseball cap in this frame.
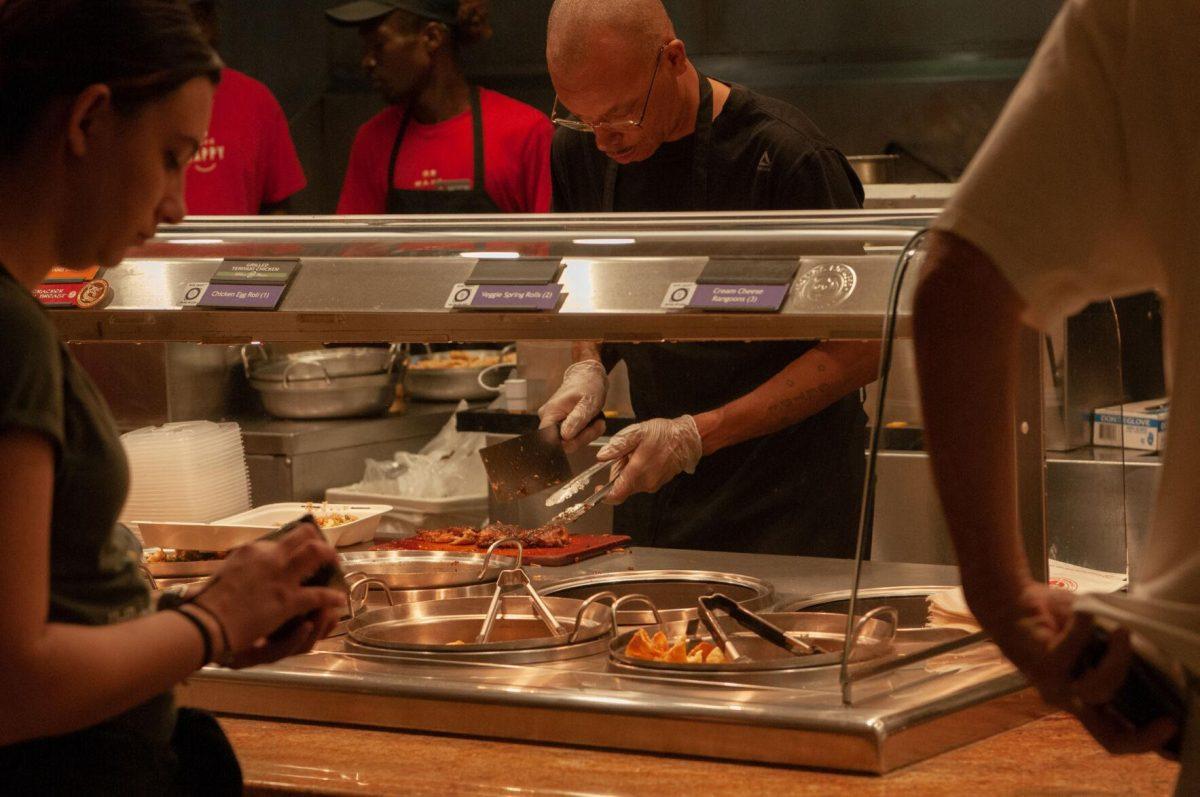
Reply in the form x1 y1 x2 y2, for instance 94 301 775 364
325 0 458 27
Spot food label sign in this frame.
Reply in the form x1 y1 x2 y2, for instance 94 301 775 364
212 259 298 285
198 284 287 310
660 282 789 312
445 283 562 311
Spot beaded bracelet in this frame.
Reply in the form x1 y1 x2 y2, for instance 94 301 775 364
187 600 235 668
165 606 212 668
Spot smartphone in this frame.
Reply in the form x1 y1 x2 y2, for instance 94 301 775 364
1071 625 1186 755
261 514 346 641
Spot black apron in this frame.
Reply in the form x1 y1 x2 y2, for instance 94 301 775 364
602 74 866 557
385 86 502 215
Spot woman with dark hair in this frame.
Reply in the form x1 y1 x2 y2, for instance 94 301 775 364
328 0 553 214
0 1 344 792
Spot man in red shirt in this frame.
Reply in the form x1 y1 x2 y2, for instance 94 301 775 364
184 1 307 215
327 0 552 214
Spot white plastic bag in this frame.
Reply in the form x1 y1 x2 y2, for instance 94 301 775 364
356 402 487 498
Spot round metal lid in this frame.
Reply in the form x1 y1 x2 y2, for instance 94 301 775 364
540 570 776 626
346 595 612 654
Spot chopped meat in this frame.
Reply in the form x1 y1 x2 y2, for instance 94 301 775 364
476 523 521 547
410 522 572 549
525 524 569 548
413 526 479 545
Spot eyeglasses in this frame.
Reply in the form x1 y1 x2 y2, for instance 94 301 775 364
551 44 666 134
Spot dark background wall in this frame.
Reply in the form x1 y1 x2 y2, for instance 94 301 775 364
214 1 1064 213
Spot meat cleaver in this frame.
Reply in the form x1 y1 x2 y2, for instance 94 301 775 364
479 425 574 503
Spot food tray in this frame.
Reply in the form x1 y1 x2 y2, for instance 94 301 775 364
133 521 273 552
141 551 224 578
324 486 488 537
218 503 392 547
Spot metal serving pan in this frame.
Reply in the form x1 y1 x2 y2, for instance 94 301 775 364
607 609 898 683
345 594 612 660
403 348 514 401
243 344 402 382
339 548 520 592
780 585 957 628
250 371 398 419
540 570 775 627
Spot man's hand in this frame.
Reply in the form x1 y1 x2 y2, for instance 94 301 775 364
595 415 702 503
537 359 607 445
979 582 1179 758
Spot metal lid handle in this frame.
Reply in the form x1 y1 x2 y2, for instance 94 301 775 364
345 573 395 619
283 359 332 387
240 343 268 379
844 605 899 664
477 536 524 579
567 590 620 643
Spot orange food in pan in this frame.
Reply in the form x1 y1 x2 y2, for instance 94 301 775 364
623 629 728 665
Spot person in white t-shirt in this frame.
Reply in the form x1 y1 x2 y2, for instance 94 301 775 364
912 0 1198 786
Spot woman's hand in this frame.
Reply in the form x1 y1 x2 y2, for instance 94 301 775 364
192 523 345 668
978 583 1178 758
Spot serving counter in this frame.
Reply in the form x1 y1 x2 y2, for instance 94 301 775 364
177 547 1038 774
50 211 1068 778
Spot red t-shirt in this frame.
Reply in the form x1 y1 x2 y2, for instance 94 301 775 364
336 88 552 214
184 68 307 215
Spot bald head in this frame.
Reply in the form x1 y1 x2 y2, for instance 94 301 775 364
547 0 675 73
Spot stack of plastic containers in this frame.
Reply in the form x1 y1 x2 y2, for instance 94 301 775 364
119 421 252 523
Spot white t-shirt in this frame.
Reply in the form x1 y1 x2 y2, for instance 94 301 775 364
935 0 1200 674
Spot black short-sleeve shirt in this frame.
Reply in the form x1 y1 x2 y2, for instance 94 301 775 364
552 82 864 213
549 82 867 556
0 264 175 778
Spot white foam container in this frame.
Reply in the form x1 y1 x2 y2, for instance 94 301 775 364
218 502 392 547
324 486 489 538
133 521 273 552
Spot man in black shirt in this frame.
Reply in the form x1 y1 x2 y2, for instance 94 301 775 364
538 0 879 556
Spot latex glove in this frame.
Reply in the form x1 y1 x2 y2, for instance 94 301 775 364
596 415 702 504
537 359 608 441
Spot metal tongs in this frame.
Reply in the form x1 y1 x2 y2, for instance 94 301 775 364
475 564 566 644
697 593 816 662
544 459 620 526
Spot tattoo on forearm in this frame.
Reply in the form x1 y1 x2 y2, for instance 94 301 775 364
767 381 835 417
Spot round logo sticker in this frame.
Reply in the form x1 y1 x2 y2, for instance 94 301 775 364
795 263 857 308
75 279 110 309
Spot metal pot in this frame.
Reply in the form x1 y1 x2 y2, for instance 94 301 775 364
403 347 515 401
250 371 398 419
243 344 403 419
243 343 403 383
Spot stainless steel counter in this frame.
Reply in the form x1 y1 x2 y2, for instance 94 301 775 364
240 402 457 503
180 548 1042 774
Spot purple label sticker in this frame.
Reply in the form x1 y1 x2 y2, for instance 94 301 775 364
689 283 789 312
468 284 562 311
198 283 286 310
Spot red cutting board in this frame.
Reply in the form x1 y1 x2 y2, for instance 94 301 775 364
372 534 632 566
